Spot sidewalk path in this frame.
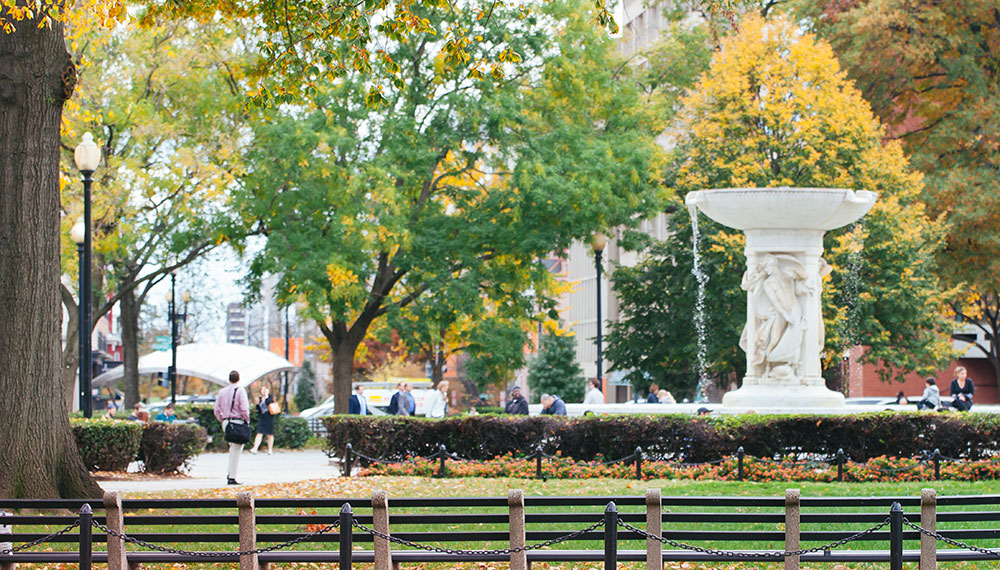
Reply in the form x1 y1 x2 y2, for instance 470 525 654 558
98 450 339 494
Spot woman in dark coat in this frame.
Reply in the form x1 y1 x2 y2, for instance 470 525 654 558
949 366 975 412
250 386 276 454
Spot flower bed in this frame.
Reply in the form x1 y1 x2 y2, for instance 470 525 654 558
357 453 1000 482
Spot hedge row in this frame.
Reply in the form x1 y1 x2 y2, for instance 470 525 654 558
323 413 1000 462
71 419 208 473
183 405 311 451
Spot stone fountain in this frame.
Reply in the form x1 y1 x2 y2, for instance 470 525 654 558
685 188 877 408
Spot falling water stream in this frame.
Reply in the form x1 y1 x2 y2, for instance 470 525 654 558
688 204 713 401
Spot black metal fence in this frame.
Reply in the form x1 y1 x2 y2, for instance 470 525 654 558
4 490 1000 569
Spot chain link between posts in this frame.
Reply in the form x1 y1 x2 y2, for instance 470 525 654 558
91 518 341 557
617 518 892 559
351 518 606 556
0 519 81 555
902 518 1000 558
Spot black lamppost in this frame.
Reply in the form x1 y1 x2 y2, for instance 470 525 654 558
72 133 101 418
592 232 607 399
166 273 189 404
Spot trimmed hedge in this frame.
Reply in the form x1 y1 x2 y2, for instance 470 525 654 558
323 412 1000 462
72 419 144 471
185 405 310 450
139 423 208 473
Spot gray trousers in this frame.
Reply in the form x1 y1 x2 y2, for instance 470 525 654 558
221 420 245 479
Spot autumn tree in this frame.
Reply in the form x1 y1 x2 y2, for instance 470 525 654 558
57 17 253 409
234 0 665 414
797 0 1000 385
608 14 952 396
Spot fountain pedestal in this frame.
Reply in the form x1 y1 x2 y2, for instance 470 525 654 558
686 188 876 409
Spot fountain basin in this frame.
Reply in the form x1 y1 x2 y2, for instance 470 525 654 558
685 188 877 232
685 187 877 409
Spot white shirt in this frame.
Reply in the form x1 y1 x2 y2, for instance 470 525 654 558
583 387 603 404
427 390 447 418
357 393 368 415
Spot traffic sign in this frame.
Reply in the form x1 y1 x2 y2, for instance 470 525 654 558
153 335 171 351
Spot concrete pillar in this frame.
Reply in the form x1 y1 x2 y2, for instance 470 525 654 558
236 492 259 570
372 490 393 570
508 489 528 570
920 488 937 570
784 489 800 570
645 489 662 570
0 510 15 570
102 492 128 570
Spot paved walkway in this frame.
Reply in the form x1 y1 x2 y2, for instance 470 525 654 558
98 450 339 494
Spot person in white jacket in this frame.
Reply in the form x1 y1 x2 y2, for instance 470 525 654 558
583 378 604 404
428 381 449 418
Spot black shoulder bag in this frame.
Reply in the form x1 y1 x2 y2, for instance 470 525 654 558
223 388 252 444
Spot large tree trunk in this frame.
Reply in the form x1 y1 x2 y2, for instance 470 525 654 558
0 14 102 497
119 286 141 408
330 341 360 414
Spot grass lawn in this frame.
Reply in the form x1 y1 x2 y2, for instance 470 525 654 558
17 477 1000 569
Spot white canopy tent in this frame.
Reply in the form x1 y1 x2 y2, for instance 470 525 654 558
92 342 297 390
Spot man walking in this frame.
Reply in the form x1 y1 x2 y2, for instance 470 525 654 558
349 384 369 415
387 382 404 415
213 370 250 485
397 383 415 416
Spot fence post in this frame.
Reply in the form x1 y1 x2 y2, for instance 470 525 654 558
535 445 543 480
236 492 259 570
371 490 393 570
737 447 745 481
0 510 14 570
645 489 662 570
635 447 643 480
932 449 941 481
920 488 937 570
79 503 93 570
836 449 845 481
344 443 353 477
508 489 527 570
889 502 903 570
437 444 448 477
339 503 353 570
604 502 618 570
784 489 800 570
103 491 128 570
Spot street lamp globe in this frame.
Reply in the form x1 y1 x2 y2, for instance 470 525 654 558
592 231 607 253
74 132 101 172
70 218 86 245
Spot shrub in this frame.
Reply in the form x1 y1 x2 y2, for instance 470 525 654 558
274 416 311 449
139 422 208 473
324 412 1000 463
71 419 144 471
324 415 563 460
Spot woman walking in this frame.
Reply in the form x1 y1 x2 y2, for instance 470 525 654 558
250 386 276 454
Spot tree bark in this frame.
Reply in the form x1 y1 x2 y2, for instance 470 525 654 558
0 13 102 497
119 286 141 408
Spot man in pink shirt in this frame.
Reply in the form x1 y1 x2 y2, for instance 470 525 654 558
214 370 250 484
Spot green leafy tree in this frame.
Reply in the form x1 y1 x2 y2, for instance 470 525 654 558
59 18 252 409
294 361 318 412
798 0 1000 386
462 319 531 392
609 14 951 396
527 334 584 404
234 0 665 413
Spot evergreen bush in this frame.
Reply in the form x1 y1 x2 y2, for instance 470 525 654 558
71 418 144 471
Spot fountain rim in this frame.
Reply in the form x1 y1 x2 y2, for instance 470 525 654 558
685 187 877 232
